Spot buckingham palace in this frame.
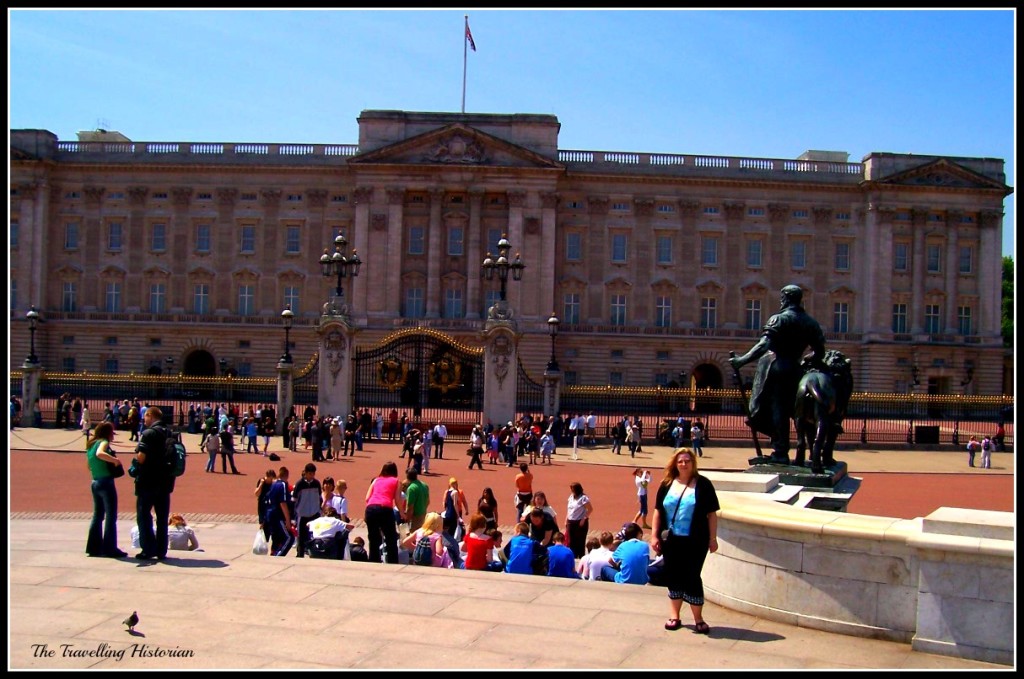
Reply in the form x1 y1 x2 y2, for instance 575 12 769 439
9 109 1012 396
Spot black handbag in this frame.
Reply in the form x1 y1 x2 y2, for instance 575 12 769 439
107 453 125 478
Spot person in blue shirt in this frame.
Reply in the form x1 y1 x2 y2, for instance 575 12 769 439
504 522 537 575
546 532 578 578
600 522 650 585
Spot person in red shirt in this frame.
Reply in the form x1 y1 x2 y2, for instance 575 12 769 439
461 513 503 572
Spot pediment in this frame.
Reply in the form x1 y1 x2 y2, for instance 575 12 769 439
188 265 216 278
695 279 724 294
650 276 677 289
740 281 769 295
877 159 1006 190
348 123 562 170
142 265 172 277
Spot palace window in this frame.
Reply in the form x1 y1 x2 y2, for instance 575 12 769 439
285 226 301 254
151 223 167 252
924 304 941 334
611 234 628 263
563 293 580 325
656 236 672 265
196 224 211 253
655 296 672 328
408 226 425 255
701 236 718 266
107 222 123 251
284 286 300 313
149 283 166 314
892 304 908 334
104 282 122 313
448 227 465 256
443 289 464 318
64 222 80 250
958 246 973 274
700 297 717 329
833 302 849 333
404 287 425 318
894 243 909 272
790 240 807 270
238 285 255 316
834 242 851 271
610 294 627 326
746 239 763 268
62 282 77 312
745 299 762 330
926 244 942 273
193 284 210 314
566 233 582 261
957 306 973 336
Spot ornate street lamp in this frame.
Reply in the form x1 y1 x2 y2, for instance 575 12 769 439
481 233 525 302
281 307 294 363
26 305 40 364
320 233 362 301
546 312 560 371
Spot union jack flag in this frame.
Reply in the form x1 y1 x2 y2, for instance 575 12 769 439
465 19 476 52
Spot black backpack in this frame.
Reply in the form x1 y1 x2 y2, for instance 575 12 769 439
165 430 187 477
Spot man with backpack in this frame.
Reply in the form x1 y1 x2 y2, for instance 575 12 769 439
132 406 174 561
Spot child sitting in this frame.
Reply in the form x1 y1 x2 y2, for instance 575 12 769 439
348 536 369 562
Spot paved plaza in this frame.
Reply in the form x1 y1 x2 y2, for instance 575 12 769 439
8 426 1015 670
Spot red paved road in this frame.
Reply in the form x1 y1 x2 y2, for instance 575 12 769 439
11 441 1013 528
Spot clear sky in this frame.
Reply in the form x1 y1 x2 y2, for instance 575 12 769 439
9 8 1016 256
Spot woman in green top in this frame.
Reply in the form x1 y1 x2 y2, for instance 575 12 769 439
85 422 127 558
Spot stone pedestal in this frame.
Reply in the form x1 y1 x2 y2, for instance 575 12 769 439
745 459 848 489
542 368 561 418
481 307 519 427
276 360 294 434
317 311 357 418
21 361 42 427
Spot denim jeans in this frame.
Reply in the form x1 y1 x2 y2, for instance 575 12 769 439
136 487 171 558
87 476 119 555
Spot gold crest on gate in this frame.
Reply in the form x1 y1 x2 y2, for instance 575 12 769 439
378 356 408 391
428 355 462 394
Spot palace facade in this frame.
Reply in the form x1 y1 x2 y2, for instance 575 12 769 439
10 110 1012 395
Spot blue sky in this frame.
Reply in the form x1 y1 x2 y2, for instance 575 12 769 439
9 8 1016 256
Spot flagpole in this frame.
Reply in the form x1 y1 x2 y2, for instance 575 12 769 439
461 15 468 114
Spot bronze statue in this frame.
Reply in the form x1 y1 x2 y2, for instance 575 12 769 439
729 285 825 465
793 350 853 473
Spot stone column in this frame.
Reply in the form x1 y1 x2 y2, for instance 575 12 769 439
943 210 962 334
677 200 701 325
276 360 294 434
82 186 105 309
317 314 357 418
385 188 405 317
352 186 373 316
171 187 194 312
978 210 1002 337
543 367 562 418
426 188 444 318
723 201 746 324
809 206 834 318
910 207 928 334
466 189 484 318
21 361 42 428
633 198 655 322
586 196 609 323
125 186 149 312
214 188 238 312
481 320 519 427
767 203 789 294
539 192 559 320
506 191 526 314
865 203 894 336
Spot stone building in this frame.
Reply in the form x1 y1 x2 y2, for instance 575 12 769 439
9 110 1012 395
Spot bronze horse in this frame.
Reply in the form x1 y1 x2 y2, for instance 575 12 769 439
793 350 853 474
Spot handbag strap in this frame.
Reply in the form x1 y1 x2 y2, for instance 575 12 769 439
664 482 685 533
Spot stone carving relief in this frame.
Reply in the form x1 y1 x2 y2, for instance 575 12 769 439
371 213 388 231
633 198 656 217
490 334 513 390
723 201 746 220
324 329 346 387
128 186 149 205
524 217 540 235
260 189 282 207
425 133 487 164
84 186 105 206
307 189 328 208
353 186 373 205
587 197 609 215
216 187 237 206
507 191 526 208
677 200 700 218
171 187 193 206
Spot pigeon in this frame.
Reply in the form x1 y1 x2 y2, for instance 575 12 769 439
123 611 139 632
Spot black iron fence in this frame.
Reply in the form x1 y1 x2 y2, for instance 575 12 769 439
10 371 1014 447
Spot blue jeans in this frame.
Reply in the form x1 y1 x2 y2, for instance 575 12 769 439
600 564 619 582
206 448 217 472
136 487 171 558
87 476 119 555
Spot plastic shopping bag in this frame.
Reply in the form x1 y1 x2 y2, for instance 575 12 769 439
252 528 270 556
